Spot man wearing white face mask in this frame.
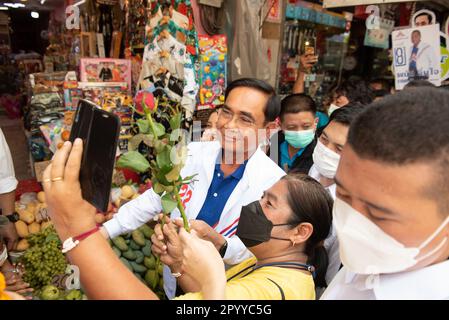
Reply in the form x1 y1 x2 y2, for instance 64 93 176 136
309 104 367 289
321 87 449 300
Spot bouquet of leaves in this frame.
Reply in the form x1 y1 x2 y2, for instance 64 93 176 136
116 92 194 231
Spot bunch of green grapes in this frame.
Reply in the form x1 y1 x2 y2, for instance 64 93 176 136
21 226 68 289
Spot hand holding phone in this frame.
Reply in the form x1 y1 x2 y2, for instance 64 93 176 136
69 100 121 212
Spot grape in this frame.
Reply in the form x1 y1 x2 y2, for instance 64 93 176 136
20 226 68 289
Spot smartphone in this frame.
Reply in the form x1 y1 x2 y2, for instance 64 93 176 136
69 100 121 212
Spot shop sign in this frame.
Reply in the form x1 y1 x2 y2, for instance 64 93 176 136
392 24 441 90
323 0 424 8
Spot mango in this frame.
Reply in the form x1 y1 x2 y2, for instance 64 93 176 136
131 262 147 274
16 239 29 251
122 249 137 260
142 244 152 257
28 222 41 234
158 264 164 276
15 220 29 238
131 230 146 246
112 236 128 252
143 255 156 269
37 191 46 203
121 185 135 199
129 240 140 250
144 270 157 287
41 220 53 230
135 251 144 264
138 224 154 239
19 210 34 224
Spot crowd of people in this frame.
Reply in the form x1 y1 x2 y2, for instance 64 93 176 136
1 53 449 300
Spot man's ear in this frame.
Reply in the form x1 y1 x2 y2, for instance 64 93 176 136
265 121 280 138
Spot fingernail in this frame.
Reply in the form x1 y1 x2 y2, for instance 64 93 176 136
75 138 82 145
64 141 71 147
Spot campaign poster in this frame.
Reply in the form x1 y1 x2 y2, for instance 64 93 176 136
392 24 441 90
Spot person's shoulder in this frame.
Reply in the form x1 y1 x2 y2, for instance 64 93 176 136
249 148 285 178
187 141 220 154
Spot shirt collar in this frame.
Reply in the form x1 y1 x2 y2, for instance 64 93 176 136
214 158 248 180
345 260 449 299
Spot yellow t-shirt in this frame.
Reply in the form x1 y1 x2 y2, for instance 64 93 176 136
175 257 315 300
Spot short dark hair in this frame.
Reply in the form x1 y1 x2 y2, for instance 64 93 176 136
225 78 280 123
348 87 449 213
404 79 436 89
335 79 375 105
282 173 333 288
412 30 422 36
328 102 367 127
369 78 392 92
280 94 317 120
415 12 432 24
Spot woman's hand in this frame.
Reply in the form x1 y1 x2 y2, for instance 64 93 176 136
5 275 33 299
151 216 183 272
186 219 226 251
178 228 226 300
42 139 96 241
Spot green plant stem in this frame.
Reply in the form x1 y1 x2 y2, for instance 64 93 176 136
175 188 190 232
153 256 160 289
146 112 159 142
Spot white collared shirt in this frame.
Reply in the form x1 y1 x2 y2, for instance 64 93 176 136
0 128 18 194
321 260 449 300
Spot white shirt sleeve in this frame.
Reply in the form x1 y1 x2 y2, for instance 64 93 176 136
0 128 18 194
103 188 163 238
223 234 254 266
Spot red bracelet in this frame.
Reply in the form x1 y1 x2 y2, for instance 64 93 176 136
62 226 100 254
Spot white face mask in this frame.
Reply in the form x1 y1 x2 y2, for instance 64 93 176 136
328 104 340 116
0 245 7 267
312 140 341 179
334 198 449 275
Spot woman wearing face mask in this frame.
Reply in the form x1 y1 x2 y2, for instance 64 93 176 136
327 80 374 116
308 103 367 290
275 94 318 174
152 173 333 300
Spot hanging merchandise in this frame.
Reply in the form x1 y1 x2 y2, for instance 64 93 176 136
138 0 199 117
231 0 271 81
364 18 395 49
197 35 227 110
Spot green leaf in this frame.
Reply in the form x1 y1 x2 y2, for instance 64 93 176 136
128 134 154 151
169 113 182 130
156 147 172 170
161 193 177 213
137 119 150 134
153 182 165 194
153 122 166 137
116 151 151 173
165 165 181 183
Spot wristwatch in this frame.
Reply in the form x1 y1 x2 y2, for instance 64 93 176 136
219 240 228 258
5 212 20 223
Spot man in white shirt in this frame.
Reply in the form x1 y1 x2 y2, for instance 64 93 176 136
309 103 367 288
102 78 286 298
0 128 19 251
321 87 449 300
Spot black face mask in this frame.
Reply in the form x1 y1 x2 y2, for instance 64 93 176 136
236 201 293 248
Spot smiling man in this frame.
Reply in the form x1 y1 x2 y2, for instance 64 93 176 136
321 87 449 299
101 78 286 298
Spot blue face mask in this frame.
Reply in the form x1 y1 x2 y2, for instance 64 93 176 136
284 129 315 149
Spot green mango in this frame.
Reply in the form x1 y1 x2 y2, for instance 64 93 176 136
40 285 60 300
143 255 156 269
129 240 140 250
120 257 133 272
123 249 137 260
158 264 164 276
131 261 147 274
135 251 144 264
132 230 146 246
65 289 83 300
142 244 152 257
112 247 122 258
138 224 155 239
144 270 158 287
112 237 128 252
